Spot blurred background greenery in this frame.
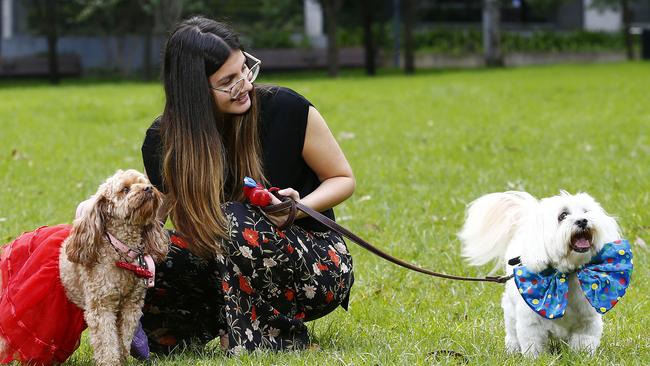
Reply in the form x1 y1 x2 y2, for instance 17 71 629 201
2 0 649 82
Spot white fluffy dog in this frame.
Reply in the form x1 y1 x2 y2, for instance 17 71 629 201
459 191 628 357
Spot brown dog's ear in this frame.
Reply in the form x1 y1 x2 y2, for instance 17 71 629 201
66 195 106 265
142 220 169 263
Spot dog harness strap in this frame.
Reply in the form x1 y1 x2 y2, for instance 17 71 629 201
262 193 513 284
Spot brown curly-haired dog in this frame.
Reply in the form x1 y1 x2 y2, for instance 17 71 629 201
0 169 168 366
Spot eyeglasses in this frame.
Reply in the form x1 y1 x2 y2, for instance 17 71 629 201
210 51 261 100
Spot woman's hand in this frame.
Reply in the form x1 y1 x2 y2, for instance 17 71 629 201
263 188 303 227
269 188 300 205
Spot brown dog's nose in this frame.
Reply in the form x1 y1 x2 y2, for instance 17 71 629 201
144 186 153 192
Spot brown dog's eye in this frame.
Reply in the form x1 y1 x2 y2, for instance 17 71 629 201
122 187 130 194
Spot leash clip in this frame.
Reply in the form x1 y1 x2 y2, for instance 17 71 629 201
485 275 514 283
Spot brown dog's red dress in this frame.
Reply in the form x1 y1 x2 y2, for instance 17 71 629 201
0 225 86 365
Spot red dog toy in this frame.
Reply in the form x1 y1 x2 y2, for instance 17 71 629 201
243 177 275 207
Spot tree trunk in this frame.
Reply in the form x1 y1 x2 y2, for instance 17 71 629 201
403 0 415 74
322 0 342 77
154 0 183 71
393 0 400 67
45 0 60 84
154 0 183 35
143 28 153 80
520 0 529 24
483 0 503 67
621 0 633 60
0 0 4 59
361 0 375 75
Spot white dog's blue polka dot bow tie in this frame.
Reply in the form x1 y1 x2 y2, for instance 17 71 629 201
513 240 632 319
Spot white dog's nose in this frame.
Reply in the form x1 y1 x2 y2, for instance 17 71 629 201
575 218 588 229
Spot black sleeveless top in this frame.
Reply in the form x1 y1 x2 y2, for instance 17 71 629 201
141 86 335 232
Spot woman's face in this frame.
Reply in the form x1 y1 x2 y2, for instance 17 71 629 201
208 50 253 115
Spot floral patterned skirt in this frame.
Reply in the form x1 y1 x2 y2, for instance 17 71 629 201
141 202 354 353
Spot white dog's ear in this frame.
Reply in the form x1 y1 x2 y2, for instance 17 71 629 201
67 195 106 265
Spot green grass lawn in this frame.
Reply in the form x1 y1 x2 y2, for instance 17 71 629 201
1 62 649 365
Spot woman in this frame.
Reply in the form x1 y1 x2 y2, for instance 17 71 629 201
139 16 355 354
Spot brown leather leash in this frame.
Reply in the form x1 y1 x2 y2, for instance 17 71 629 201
262 193 513 284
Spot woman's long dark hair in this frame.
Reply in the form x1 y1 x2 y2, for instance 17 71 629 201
160 16 267 258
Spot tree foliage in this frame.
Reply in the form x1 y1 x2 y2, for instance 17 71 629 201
75 0 151 36
177 0 303 49
24 0 85 36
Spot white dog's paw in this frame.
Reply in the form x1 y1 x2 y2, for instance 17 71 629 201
569 334 600 355
504 337 521 354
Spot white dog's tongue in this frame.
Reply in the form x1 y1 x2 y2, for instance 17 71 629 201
573 237 591 249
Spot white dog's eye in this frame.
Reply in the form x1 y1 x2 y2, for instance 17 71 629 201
558 211 569 222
